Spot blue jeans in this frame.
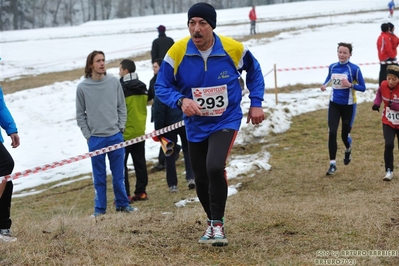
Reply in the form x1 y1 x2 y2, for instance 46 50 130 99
88 132 129 213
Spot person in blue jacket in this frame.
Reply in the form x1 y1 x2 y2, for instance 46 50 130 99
155 2 265 247
0 86 20 242
388 0 395 18
321 42 366 176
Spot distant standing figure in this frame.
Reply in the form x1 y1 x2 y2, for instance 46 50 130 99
152 59 195 193
372 65 399 181
249 5 257 35
151 25 174 63
377 23 396 86
389 0 395 18
119 59 149 202
320 43 366 176
76 50 136 217
152 89 195 193
0 86 20 242
149 58 181 172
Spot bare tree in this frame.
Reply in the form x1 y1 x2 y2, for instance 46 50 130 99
1 0 313 31
30 0 36 28
149 0 155 15
49 0 63 26
0 0 10 30
37 0 49 28
212 0 224 9
10 0 19 29
63 0 78 25
79 0 87 22
161 0 167 14
91 0 97 20
137 0 144 16
116 0 125 18
100 0 111 19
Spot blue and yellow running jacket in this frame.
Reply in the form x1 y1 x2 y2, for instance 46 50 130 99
155 33 265 142
322 61 366 105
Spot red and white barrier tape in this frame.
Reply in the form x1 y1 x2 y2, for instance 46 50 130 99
380 60 399 65
0 120 185 183
275 61 393 72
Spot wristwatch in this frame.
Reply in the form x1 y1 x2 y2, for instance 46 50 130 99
177 97 185 109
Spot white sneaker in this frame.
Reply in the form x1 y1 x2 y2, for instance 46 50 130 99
0 234 17 242
383 169 393 181
0 229 17 242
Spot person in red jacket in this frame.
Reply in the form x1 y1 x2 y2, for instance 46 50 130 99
388 22 399 59
377 23 396 85
372 65 399 181
249 5 257 35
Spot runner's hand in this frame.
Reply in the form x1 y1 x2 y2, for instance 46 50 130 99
181 98 202 117
246 107 265 125
372 104 380 112
9 133 20 148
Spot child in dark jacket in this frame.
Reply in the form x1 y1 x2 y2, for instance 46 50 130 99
119 59 149 202
151 60 195 192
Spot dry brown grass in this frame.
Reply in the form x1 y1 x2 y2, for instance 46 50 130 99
1 102 399 265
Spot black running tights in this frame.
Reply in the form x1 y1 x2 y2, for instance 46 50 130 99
383 123 399 171
327 101 356 160
188 129 237 221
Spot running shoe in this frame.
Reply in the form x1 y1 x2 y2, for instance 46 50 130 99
0 229 16 242
116 205 138 213
344 147 352 165
326 164 337 176
129 192 148 202
198 220 213 244
169 185 178 193
383 169 393 181
212 220 228 246
187 179 196 190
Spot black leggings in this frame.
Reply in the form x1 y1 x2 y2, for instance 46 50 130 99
328 102 356 160
0 142 14 229
383 123 399 171
188 129 237 221
124 141 148 196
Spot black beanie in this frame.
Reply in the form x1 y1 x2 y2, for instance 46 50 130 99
387 67 399 79
187 2 217 29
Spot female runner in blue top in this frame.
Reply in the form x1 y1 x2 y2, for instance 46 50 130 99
321 42 366 175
